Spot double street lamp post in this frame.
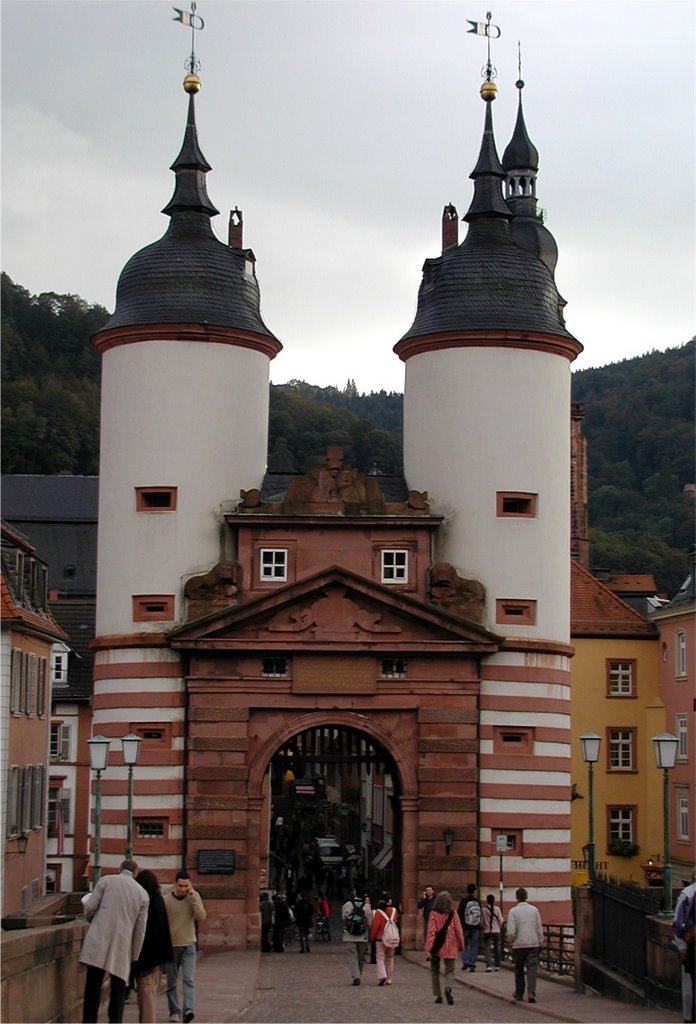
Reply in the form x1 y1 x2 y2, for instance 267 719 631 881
580 733 602 883
652 732 678 916
121 734 142 860
87 735 111 885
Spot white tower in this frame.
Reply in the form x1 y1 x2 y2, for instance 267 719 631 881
90 75 280 874
394 77 582 921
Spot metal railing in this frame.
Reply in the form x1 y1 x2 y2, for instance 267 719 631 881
540 924 575 976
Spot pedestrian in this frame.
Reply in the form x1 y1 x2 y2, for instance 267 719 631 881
342 888 373 985
272 892 290 952
424 890 464 1006
164 870 207 1023
294 891 315 953
316 891 331 938
457 882 482 971
369 895 399 986
506 886 543 1004
417 885 435 944
481 893 504 971
673 866 696 1024
80 858 149 1024
132 870 174 1023
260 891 274 953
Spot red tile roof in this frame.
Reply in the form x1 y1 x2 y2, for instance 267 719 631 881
1 574 67 642
571 562 658 638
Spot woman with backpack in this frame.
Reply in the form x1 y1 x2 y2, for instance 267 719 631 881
481 893 504 971
424 890 464 1006
368 895 399 986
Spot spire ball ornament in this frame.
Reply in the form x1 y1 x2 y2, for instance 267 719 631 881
183 72 201 94
480 79 498 101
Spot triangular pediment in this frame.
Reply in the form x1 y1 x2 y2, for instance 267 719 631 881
169 565 500 652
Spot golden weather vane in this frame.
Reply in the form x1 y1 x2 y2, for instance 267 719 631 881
466 11 501 84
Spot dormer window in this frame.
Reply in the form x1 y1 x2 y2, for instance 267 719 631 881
244 258 255 278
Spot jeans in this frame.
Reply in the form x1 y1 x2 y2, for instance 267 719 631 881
83 965 126 1023
462 927 480 967
484 933 501 968
166 943 196 1017
298 924 311 952
513 946 539 998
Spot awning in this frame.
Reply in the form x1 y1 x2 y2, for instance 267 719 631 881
372 845 393 871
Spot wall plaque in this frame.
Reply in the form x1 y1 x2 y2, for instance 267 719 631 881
197 849 236 875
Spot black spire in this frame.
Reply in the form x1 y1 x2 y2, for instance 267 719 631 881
162 90 219 217
502 79 539 219
464 91 512 222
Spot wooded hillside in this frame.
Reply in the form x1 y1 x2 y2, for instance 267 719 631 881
1 272 692 594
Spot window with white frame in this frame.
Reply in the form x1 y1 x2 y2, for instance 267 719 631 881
380 657 407 678
609 806 634 842
675 631 687 677
607 660 635 697
262 657 289 678
677 791 689 841
48 788 70 838
50 723 71 761
609 729 635 771
381 549 408 584
52 649 69 686
260 549 287 582
676 714 688 761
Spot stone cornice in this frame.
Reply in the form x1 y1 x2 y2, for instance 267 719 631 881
92 322 282 360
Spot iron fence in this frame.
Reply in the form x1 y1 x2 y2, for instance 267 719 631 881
540 924 575 976
590 877 660 985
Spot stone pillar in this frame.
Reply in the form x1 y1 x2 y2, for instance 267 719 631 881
574 884 593 992
399 796 419 947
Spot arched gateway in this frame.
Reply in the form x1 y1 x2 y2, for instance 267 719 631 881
169 510 501 949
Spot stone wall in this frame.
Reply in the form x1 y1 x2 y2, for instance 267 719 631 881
1 919 87 1024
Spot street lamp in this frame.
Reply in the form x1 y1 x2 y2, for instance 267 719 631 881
87 735 111 884
580 733 601 882
652 732 678 915
121 733 142 860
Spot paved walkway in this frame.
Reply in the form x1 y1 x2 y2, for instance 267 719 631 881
122 946 681 1024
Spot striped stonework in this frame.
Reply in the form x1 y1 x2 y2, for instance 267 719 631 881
478 650 572 923
90 646 185 876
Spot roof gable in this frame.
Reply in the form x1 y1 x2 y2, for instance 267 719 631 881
170 565 500 651
571 562 658 638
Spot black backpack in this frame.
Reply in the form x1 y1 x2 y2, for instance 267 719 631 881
346 899 366 936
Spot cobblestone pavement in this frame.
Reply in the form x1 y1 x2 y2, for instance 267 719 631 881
236 947 553 1023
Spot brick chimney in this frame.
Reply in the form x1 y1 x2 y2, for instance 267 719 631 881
229 207 243 248
442 203 458 251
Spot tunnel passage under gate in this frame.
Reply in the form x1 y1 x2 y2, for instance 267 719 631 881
264 723 402 901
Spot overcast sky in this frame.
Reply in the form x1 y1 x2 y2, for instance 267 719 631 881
2 0 693 392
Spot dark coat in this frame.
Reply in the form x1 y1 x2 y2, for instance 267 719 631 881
131 890 174 976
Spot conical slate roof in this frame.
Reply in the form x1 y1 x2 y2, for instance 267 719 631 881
397 93 575 345
502 86 539 172
102 92 279 341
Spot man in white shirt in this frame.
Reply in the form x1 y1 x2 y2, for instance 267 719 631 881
506 887 543 1004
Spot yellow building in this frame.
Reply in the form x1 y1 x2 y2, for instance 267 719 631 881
570 563 663 886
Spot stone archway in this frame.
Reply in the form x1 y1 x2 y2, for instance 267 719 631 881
244 709 420 946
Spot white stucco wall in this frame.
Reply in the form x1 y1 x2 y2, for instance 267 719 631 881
403 345 571 642
96 339 271 636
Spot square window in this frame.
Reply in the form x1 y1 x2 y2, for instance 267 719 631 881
608 806 635 843
607 660 635 698
380 657 407 678
260 549 287 582
608 729 635 771
381 550 408 584
262 657 289 678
